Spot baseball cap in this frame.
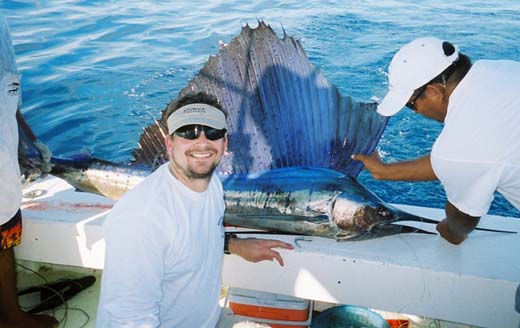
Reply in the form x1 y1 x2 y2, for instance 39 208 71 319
167 103 227 135
377 37 459 116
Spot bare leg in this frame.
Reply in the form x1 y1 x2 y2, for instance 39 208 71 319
0 247 58 328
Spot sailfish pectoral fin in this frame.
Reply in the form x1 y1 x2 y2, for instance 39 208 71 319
224 213 330 227
226 213 330 222
224 213 336 238
229 230 306 237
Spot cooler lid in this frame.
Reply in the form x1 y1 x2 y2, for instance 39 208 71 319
228 287 310 311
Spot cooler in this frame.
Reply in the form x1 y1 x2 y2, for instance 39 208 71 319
226 287 312 327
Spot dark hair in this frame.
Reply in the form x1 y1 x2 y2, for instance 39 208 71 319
165 92 228 119
425 52 472 87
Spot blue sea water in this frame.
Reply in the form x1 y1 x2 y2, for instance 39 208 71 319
2 0 520 217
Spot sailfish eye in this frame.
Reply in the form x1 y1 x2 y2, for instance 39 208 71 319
377 206 393 218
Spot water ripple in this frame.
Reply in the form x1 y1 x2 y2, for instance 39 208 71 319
2 0 519 216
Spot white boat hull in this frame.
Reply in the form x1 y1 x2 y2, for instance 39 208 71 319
16 175 520 327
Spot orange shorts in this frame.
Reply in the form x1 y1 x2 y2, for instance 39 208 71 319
0 209 22 250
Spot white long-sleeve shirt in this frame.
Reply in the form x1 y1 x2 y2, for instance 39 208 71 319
96 163 225 327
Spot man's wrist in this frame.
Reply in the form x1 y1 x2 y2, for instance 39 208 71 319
224 233 237 254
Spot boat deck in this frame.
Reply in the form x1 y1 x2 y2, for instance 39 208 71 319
16 175 520 327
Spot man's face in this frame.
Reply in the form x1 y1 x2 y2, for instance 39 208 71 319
406 84 448 123
165 125 227 182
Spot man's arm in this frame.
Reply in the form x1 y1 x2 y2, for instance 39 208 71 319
227 236 293 266
436 201 480 245
352 152 437 181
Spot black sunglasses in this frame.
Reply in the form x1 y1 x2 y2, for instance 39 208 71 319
173 124 226 141
405 85 427 111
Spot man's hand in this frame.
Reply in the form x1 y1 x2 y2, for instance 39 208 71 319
436 219 468 245
228 237 294 266
351 152 387 180
436 202 480 245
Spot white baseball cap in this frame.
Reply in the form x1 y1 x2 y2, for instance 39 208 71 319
377 37 459 116
167 103 227 135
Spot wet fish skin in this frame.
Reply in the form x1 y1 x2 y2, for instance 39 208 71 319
222 167 341 238
221 167 418 240
49 156 148 200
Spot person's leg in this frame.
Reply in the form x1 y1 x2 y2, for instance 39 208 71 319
0 247 16 320
0 247 24 324
0 210 57 328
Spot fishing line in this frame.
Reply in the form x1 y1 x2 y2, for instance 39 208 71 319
395 231 447 328
16 263 91 328
17 263 67 325
52 307 90 328
226 230 307 237
396 235 428 315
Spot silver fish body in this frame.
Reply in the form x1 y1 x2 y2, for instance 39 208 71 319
222 166 419 240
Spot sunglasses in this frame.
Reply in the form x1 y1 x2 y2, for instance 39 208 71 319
405 85 427 111
173 124 227 141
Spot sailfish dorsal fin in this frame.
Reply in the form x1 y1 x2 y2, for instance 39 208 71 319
132 21 388 177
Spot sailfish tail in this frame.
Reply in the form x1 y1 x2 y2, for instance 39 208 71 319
131 21 388 177
16 110 54 182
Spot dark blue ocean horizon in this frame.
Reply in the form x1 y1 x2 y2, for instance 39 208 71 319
2 0 519 217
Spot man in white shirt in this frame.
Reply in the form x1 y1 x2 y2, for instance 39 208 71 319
96 92 293 327
353 37 520 245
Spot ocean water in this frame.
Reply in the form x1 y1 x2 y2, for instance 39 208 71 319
2 0 519 217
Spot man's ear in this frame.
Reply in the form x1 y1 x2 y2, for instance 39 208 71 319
427 83 447 102
165 134 172 146
164 135 173 157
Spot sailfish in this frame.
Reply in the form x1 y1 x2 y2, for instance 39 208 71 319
19 21 465 240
